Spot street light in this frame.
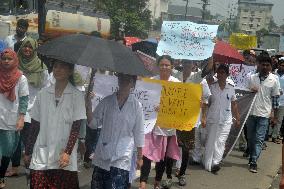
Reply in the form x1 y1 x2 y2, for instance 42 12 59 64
184 0 189 20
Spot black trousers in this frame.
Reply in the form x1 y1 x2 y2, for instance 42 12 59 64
140 156 174 183
0 156 10 178
178 147 190 176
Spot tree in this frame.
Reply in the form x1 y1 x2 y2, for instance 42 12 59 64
269 17 278 31
153 18 162 31
256 28 269 45
280 24 284 31
95 0 151 39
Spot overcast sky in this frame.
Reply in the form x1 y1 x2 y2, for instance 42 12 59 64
172 0 284 25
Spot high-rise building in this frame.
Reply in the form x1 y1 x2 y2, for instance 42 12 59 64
236 0 273 35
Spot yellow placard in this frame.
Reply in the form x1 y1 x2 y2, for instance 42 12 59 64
229 33 257 50
143 78 202 131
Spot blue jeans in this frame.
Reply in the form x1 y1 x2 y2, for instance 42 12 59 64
91 166 129 189
246 115 269 164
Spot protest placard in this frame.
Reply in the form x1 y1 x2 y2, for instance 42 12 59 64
229 33 257 50
223 90 256 158
92 74 161 134
144 78 202 131
156 21 218 60
229 64 256 90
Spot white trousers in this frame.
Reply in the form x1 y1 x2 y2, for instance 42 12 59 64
203 123 231 172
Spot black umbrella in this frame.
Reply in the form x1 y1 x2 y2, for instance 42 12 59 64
37 34 152 76
132 40 158 58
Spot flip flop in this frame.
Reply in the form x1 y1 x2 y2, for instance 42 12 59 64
5 170 19 177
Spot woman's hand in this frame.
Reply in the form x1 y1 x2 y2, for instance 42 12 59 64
59 152 70 168
16 114 25 131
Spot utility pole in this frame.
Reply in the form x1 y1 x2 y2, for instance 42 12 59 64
201 0 210 23
38 0 46 41
184 0 189 21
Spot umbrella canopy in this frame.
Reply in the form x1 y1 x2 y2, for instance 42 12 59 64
37 34 152 76
132 40 158 58
213 40 244 64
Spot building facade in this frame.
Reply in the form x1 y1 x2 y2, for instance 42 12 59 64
236 0 273 35
147 0 169 20
166 5 202 23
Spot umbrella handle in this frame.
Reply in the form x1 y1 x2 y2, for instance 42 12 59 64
85 68 97 124
87 68 96 95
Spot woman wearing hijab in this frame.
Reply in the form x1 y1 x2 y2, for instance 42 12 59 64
24 59 86 189
0 49 29 188
5 37 50 177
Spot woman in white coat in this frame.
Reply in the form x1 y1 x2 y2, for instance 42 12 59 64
203 64 240 174
24 60 86 189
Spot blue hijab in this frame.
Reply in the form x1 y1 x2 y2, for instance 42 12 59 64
0 39 6 53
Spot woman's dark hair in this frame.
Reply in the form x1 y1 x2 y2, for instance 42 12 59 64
51 59 76 86
117 73 137 86
216 64 229 75
256 54 272 65
157 55 174 66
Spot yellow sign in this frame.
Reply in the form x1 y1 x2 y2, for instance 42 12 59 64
143 78 202 131
229 33 257 50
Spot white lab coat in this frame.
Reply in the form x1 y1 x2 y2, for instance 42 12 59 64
90 93 144 172
29 82 86 171
203 81 236 171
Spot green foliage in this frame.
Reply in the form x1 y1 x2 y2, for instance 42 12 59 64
269 18 278 31
256 28 269 44
95 0 152 39
153 18 162 31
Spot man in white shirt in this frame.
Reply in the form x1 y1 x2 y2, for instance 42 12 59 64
4 19 29 52
89 73 144 189
247 55 280 173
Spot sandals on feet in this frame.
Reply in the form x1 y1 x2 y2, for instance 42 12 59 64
5 170 18 177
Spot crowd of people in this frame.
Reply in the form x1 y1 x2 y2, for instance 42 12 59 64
0 19 283 189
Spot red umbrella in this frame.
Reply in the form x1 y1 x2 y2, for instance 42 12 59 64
124 37 141 47
213 40 244 64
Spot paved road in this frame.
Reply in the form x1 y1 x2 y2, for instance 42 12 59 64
5 142 282 189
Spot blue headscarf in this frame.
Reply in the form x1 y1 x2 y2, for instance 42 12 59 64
0 40 6 53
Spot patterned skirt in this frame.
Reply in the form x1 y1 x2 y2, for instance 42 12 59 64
177 128 196 151
30 169 79 189
0 129 19 157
